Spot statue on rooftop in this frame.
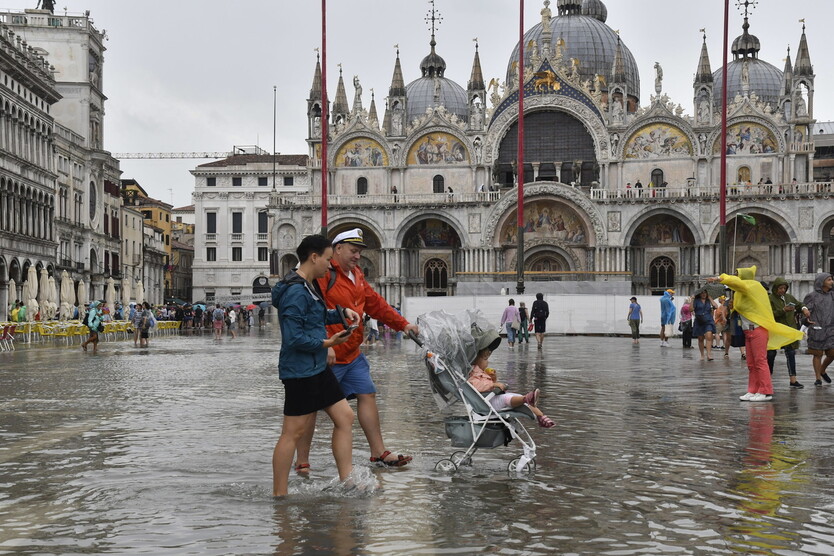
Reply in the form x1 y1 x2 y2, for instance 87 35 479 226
36 0 55 13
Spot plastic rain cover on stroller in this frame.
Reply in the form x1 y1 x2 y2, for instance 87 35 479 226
415 309 537 474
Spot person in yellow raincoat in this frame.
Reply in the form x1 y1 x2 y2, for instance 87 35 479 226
706 266 804 402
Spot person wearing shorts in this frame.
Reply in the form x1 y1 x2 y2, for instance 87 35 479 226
270 234 360 497
531 293 549 349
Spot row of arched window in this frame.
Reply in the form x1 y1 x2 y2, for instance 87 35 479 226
0 177 54 240
354 175 446 196
1 96 53 169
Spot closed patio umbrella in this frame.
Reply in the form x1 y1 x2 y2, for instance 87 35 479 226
76 280 87 323
47 276 58 320
134 280 144 305
7 277 16 305
25 266 39 321
105 277 116 311
59 270 74 320
121 277 132 318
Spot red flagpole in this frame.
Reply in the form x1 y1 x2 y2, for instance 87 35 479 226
320 0 329 236
718 0 729 273
516 0 525 294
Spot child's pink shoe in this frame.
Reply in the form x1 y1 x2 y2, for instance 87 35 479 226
537 414 555 428
523 388 539 407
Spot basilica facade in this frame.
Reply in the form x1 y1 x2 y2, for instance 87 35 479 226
216 0 831 304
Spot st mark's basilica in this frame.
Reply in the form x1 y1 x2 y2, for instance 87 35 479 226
193 0 831 304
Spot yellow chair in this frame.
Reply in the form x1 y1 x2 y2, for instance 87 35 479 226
52 324 71 346
36 323 55 342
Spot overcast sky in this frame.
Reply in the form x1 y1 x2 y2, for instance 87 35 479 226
12 0 830 208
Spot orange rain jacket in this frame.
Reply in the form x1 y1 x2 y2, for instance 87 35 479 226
316 259 409 365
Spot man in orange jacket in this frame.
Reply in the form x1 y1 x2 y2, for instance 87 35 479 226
294 228 419 470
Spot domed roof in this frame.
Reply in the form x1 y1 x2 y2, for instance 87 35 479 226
581 0 607 22
405 76 468 123
713 58 783 108
505 7 640 99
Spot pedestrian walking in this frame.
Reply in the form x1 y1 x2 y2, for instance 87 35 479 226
228 307 238 339
212 303 225 340
531 293 550 350
270 234 360 497
679 296 693 348
500 298 521 349
517 301 530 344
81 300 103 353
707 266 804 402
713 296 728 350
294 228 418 470
627 296 642 344
659 289 676 347
767 277 806 388
802 273 834 386
692 287 717 360
727 299 747 359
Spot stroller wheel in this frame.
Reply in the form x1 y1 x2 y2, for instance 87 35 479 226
508 457 534 475
435 459 457 473
450 451 472 467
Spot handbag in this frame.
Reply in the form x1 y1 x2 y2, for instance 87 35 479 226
510 318 520 331
528 322 535 332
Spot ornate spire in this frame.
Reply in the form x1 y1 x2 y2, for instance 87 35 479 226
332 66 349 120
794 21 813 77
557 0 582 16
694 32 713 84
782 45 793 95
368 89 379 129
309 52 322 100
420 1 446 78
389 47 406 98
468 40 485 91
731 2 760 60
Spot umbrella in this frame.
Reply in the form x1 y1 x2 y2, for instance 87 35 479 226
134 280 144 305
192 304 206 311
25 266 39 321
59 270 74 320
259 301 271 309
121 277 132 317
7 277 16 305
246 304 257 310
105 277 116 311
37 268 49 318
76 280 87 322
47 276 58 320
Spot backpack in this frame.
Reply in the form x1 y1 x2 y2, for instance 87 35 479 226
213 308 225 321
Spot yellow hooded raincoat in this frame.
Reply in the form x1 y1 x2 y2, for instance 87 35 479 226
719 266 805 351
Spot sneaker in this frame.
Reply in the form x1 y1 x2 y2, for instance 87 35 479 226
823 373 832 384
523 389 540 407
749 393 773 402
815 379 823 386
790 381 805 389
739 392 755 401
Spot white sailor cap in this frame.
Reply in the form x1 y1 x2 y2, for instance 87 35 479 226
332 228 367 247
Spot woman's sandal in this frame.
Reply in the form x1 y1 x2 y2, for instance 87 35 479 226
370 450 412 467
294 463 311 474
537 415 555 428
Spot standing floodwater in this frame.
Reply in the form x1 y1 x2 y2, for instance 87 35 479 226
2 329 834 554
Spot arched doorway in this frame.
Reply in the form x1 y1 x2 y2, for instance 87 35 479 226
252 276 271 295
432 175 445 194
357 177 368 196
424 258 448 296
651 168 664 188
279 254 298 277
649 256 675 292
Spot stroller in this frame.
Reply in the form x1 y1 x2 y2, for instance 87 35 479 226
414 310 537 474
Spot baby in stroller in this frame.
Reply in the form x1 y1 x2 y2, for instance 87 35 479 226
468 327 555 428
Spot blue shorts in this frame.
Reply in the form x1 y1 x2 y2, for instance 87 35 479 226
331 353 376 399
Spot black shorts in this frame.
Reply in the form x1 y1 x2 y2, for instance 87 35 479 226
534 319 547 333
282 367 345 416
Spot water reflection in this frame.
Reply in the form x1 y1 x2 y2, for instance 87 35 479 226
2 333 834 553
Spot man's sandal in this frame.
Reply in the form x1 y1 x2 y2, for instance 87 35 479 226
294 463 311 474
370 450 412 467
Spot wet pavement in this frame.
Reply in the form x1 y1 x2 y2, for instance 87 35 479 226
2 326 834 554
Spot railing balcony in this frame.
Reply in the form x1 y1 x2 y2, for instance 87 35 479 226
231 233 244 242
273 191 502 207
76 262 85 271
59 258 72 268
205 233 217 243
590 181 834 201
256 233 269 242
790 141 815 153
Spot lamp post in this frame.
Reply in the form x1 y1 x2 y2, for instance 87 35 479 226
516 0 525 295
718 0 730 274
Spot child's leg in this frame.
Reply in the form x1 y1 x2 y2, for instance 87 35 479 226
273 413 316 496
322 399 355 482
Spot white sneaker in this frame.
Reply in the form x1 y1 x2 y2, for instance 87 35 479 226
739 392 755 401
749 393 773 402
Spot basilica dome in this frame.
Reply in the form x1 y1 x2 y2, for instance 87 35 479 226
405 37 468 124
505 0 640 102
712 17 783 108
